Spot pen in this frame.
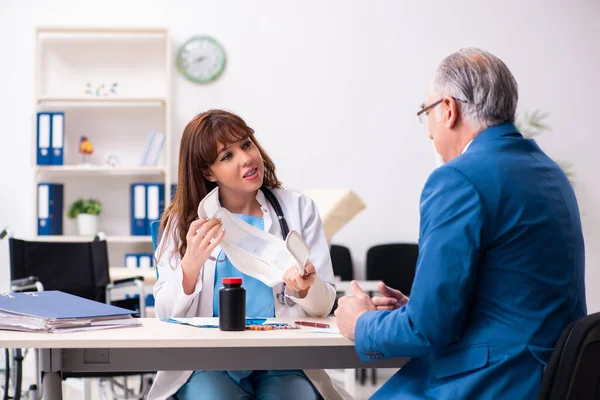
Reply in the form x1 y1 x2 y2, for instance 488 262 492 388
294 320 330 329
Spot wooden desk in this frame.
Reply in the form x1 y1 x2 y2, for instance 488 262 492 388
1 317 408 399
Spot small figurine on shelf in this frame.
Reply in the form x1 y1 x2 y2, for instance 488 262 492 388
83 82 119 97
95 84 104 97
84 83 94 96
104 151 122 167
79 136 94 164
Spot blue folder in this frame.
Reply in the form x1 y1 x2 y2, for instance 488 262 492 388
37 183 63 236
50 112 64 166
146 183 165 234
130 183 147 235
0 291 139 320
36 112 52 165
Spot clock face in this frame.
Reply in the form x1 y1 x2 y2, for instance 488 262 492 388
177 36 226 84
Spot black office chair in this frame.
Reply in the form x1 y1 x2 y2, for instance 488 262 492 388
362 243 418 386
366 243 418 296
330 244 354 315
330 244 354 282
537 312 600 400
1 228 150 400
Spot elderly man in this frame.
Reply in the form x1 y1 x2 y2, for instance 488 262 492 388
335 48 586 399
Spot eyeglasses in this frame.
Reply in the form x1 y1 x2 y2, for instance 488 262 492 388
417 97 468 125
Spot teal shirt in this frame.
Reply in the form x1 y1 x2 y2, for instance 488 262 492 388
200 214 304 389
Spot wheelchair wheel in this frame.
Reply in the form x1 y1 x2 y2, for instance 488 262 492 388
1 348 23 400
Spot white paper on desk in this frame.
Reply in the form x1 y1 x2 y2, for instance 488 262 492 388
296 327 340 334
170 317 219 327
169 317 280 328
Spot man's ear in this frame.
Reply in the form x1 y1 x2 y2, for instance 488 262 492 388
442 96 459 129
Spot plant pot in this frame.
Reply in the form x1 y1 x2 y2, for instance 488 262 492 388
77 214 98 236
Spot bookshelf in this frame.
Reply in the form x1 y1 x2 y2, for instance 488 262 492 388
33 26 171 269
34 235 152 244
35 165 167 176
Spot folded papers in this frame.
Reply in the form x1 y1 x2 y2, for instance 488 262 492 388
0 291 141 333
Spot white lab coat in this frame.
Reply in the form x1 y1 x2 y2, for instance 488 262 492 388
147 188 353 400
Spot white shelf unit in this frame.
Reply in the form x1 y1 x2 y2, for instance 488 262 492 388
33 235 152 244
37 97 167 106
33 26 171 269
35 165 167 176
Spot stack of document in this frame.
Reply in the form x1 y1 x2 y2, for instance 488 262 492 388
0 291 141 333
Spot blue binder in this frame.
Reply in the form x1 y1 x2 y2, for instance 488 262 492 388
124 253 154 268
36 112 52 165
138 253 154 268
146 183 165 234
0 291 138 320
50 112 64 165
130 183 147 236
125 253 139 268
37 183 63 236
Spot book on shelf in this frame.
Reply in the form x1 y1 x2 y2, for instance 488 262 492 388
140 131 165 166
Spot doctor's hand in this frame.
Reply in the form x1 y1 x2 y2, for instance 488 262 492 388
181 218 224 294
335 281 376 340
283 262 316 299
372 282 409 311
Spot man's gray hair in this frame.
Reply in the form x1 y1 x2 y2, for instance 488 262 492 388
432 48 518 131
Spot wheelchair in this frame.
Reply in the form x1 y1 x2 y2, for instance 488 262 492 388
0 227 153 400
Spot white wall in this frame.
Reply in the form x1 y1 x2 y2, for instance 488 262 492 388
1 0 599 310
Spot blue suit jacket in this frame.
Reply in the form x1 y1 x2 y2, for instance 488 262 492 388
356 122 586 399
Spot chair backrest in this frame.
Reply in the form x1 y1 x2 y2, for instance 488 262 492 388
150 220 161 253
537 312 600 400
9 237 109 303
330 244 354 281
366 243 418 295
150 220 161 279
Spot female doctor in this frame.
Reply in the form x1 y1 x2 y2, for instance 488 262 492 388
148 109 350 400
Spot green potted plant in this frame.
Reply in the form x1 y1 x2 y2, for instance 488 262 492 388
67 198 102 235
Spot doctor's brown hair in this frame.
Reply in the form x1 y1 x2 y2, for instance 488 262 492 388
158 109 282 263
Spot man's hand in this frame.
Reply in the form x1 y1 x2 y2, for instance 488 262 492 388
334 281 376 340
372 282 409 311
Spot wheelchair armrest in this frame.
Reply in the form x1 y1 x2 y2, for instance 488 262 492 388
11 276 44 292
105 277 146 318
111 277 145 287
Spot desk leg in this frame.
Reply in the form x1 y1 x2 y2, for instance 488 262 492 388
40 349 63 400
42 372 62 400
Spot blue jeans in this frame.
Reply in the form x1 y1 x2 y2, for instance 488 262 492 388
175 370 322 400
